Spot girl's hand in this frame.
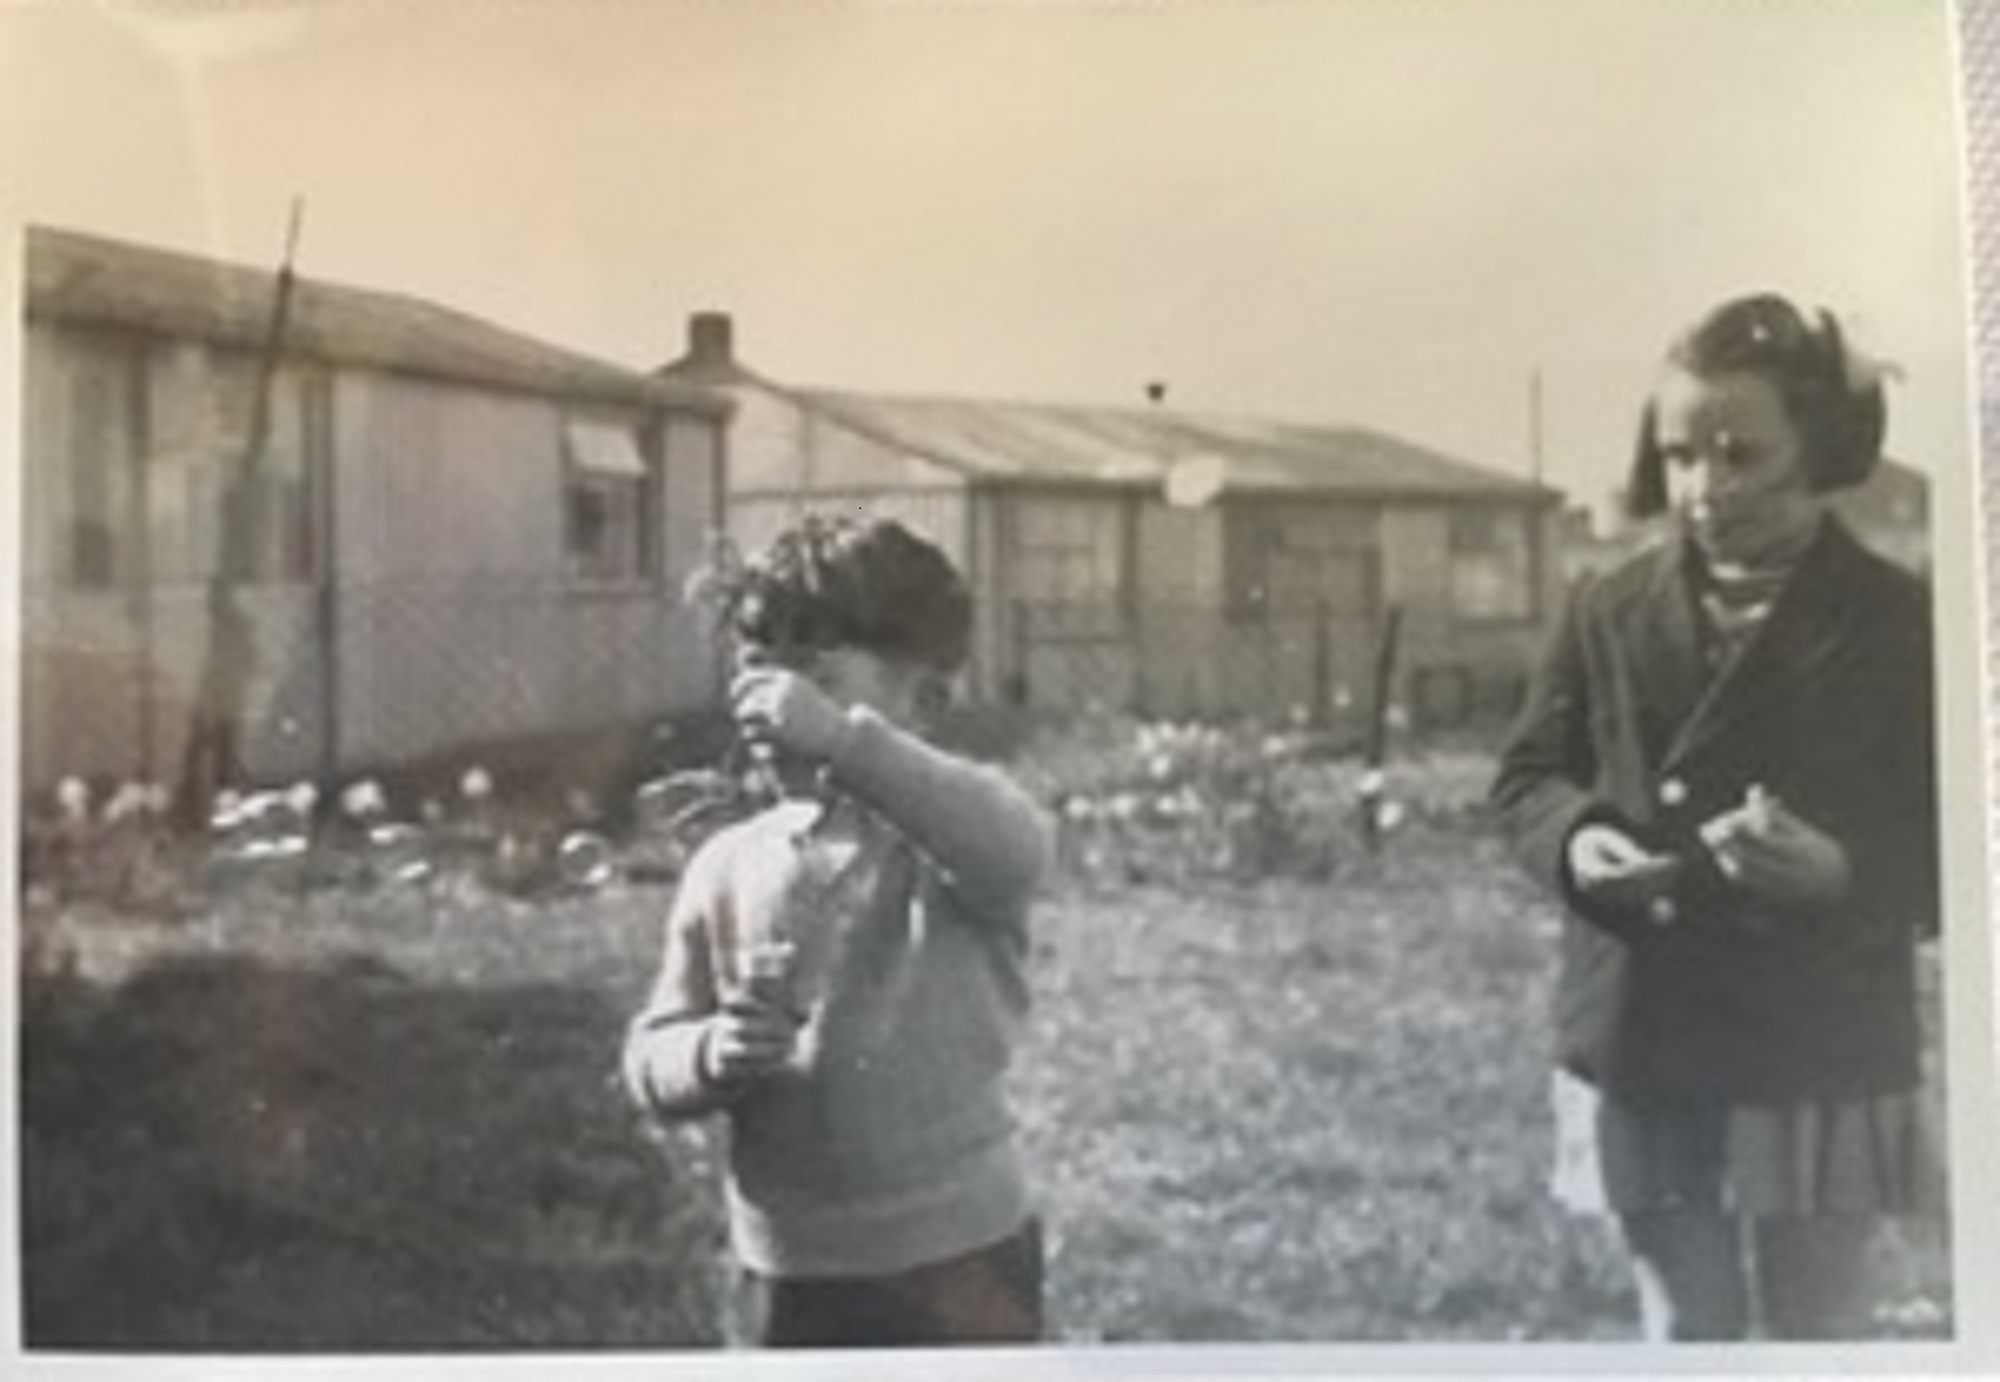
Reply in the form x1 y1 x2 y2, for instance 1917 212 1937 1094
1699 786 1851 908
1567 822 1683 909
731 665 850 762
699 998 800 1087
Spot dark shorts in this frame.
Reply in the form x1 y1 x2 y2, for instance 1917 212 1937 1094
739 1218 1044 1348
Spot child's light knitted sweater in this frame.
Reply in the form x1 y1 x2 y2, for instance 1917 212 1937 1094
622 709 1052 1278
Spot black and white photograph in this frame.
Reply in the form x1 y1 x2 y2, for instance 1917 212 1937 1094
3 0 1996 1374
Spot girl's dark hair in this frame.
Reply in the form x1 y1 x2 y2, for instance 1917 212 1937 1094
724 515 972 672
1626 293 1888 519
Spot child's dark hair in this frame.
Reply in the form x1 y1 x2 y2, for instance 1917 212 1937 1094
1627 293 1889 519
725 516 972 672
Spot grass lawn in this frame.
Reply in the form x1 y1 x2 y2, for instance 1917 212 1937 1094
15 760 1951 1348
1015 834 1634 1343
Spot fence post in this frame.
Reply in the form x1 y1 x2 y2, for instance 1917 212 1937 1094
1359 603 1403 853
1310 596 1331 728
1004 599 1030 708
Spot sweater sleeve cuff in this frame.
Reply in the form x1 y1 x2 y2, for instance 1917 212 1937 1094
624 1014 733 1118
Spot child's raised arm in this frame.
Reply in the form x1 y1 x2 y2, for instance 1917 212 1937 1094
829 707 1052 911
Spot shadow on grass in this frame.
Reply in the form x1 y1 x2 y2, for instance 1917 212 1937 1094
21 952 726 1351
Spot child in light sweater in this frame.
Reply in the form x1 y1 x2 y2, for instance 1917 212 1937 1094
622 517 1052 1348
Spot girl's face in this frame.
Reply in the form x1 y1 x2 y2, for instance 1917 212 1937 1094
1653 366 1824 568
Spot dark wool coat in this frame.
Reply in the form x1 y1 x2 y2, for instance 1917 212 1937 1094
1491 517 1938 1103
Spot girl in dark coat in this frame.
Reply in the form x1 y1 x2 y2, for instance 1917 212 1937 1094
1491 294 1940 1340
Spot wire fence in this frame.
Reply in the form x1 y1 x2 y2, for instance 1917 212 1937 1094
18 571 719 803
16 578 1540 910
997 597 1535 740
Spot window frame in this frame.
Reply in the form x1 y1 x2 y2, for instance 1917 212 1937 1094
1446 503 1538 625
1005 491 1132 641
561 412 662 589
64 334 148 591
1225 500 1379 623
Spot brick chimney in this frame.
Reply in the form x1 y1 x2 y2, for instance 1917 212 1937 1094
663 310 739 381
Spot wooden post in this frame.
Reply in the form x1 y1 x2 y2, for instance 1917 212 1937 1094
177 200 304 824
1359 603 1402 852
1310 595 1331 728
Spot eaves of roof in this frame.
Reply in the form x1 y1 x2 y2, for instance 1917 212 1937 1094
27 225 731 417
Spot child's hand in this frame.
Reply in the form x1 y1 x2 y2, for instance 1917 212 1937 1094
731 664 851 763
1567 822 1683 910
1699 785 1851 908
699 997 800 1087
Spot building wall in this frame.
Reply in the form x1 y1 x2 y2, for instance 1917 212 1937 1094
20 318 723 795
724 385 972 562
1001 490 1559 726
1386 501 1563 732
19 322 327 790
707 374 1558 727
331 372 721 769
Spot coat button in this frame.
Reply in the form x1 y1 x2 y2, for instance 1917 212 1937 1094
1659 777 1689 807
1647 896 1677 926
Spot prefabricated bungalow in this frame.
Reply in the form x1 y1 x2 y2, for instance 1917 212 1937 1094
21 226 730 797
661 314 1563 729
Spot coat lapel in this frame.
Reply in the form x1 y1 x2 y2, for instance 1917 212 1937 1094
1660 519 1863 772
1596 535 1709 764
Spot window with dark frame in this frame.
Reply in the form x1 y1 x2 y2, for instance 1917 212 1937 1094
65 341 145 590
563 416 658 585
1448 506 1535 622
1225 503 1378 621
1008 494 1128 640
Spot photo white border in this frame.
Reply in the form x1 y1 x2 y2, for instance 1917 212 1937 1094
1 1 1995 1377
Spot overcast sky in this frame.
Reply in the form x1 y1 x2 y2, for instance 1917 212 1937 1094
0 0 1975 518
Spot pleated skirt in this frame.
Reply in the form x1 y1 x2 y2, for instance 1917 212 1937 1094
1550 1068 1944 1218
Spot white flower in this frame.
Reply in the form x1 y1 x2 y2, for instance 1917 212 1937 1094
460 766 493 801
104 781 149 823
55 776 90 821
285 781 319 817
211 789 245 831
341 779 386 818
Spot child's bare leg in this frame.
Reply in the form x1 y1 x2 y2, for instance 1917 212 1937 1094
1752 1215 1882 1340
1620 1210 1750 1341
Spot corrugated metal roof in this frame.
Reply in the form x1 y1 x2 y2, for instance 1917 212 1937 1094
26 225 728 415
796 389 1556 502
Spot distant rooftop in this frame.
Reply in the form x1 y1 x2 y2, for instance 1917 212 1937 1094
794 388 1557 502
27 225 728 414
658 311 1556 502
